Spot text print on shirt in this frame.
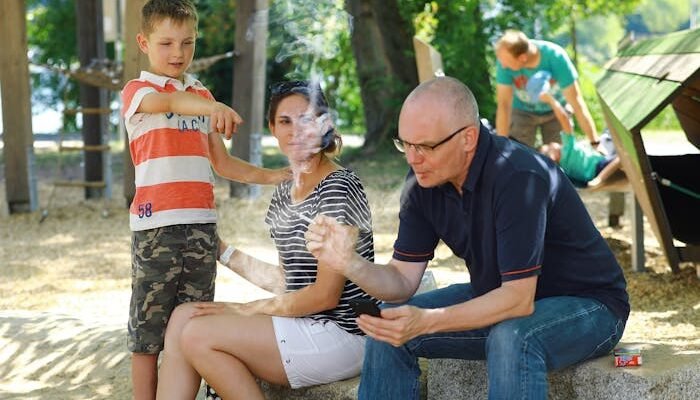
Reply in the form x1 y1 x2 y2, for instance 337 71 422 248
164 113 208 133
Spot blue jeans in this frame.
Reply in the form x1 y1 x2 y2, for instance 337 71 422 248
358 283 625 400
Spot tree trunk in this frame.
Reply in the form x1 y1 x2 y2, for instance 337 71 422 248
0 0 37 213
122 0 149 207
76 0 108 199
230 0 268 199
346 0 417 154
570 5 578 68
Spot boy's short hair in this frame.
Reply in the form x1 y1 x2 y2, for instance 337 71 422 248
496 29 530 57
141 0 198 35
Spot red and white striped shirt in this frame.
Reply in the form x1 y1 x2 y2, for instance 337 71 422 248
122 71 216 231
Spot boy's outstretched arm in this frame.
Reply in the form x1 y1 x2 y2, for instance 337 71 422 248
137 91 242 138
208 133 290 185
540 92 572 134
587 157 622 188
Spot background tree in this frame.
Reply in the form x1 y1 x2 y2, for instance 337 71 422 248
431 1 495 120
637 0 691 33
346 0 418 153
27 0 79 131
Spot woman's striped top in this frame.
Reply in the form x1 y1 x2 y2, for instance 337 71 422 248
265 168 378 335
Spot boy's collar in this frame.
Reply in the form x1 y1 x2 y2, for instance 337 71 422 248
138 71 204 90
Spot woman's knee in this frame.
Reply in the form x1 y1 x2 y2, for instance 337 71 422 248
164 303 197 343
179 316 215 359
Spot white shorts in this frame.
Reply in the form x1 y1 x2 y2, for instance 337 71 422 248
271 316 366 388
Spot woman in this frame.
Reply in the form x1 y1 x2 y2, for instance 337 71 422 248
156 81 378 400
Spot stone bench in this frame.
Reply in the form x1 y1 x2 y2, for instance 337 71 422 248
196 377 359 400
258 376 360 400
427 342 700 399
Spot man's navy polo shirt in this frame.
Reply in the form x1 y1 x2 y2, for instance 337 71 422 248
393 124 630 320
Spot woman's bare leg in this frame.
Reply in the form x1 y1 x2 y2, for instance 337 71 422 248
181 314 288 400
156 303 203 400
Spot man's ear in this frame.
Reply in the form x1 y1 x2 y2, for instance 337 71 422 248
464 125 479 152
136 33 149 54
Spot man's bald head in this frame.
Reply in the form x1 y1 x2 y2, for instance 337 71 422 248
401 76 479 128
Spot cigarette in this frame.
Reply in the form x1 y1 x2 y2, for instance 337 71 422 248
299 214 315 224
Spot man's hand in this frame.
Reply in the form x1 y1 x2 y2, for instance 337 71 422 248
305 214 359 275
357 305 431 347
210 102 243 139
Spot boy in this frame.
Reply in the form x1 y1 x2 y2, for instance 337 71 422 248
538 89 620 188
121 1 288 398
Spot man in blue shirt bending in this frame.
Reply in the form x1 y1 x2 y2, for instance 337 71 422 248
495 29 600 148
306 76 629 400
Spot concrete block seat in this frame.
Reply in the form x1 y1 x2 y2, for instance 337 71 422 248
258 376 360 400
427 343 700 400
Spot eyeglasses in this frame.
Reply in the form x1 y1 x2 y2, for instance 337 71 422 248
393 125 470 156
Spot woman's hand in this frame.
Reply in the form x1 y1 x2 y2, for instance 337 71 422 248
190 302 254 317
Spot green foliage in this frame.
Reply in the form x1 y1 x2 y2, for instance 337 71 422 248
573 58 605 134
265 0 364 133
412 2 439 42
413 1 495 120
26 0 79 130
637 0 690 33
565 14 626 64
645 105 682 131
192 0 237 105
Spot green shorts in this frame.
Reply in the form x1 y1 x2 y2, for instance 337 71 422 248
127 223 217 354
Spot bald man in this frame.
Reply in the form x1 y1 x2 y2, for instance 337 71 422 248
306 76 629 399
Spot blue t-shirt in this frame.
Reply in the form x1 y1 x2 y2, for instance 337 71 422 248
496 40 578 114
393 124 630 321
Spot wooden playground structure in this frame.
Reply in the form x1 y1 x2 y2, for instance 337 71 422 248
0 0 269 214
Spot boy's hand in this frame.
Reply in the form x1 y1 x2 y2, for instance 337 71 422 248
210 102 243 139
538 91 555 105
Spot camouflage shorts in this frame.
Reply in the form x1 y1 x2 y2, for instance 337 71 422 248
127 223 217 354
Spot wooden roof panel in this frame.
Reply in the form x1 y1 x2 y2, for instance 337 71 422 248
596 71 679 131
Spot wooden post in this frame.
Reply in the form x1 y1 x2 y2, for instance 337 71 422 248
76 0 109 199
413 36 444 84
0 0 38 213
121 0 148 207
230 0 268 199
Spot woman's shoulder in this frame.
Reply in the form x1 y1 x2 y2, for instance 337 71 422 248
318 168 366 193
321 168 363 185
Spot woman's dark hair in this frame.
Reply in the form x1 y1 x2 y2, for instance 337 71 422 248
268 80 342 156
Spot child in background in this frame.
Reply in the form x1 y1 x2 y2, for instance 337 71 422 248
538 90 621 188
121 1 288 398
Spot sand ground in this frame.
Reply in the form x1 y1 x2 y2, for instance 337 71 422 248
1 135 698 399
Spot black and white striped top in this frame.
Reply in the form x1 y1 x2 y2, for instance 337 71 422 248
265 168 378 335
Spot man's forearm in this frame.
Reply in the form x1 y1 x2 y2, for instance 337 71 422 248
575 108 598 143
495 106 511 136
343 254 418 303
425 277 537 333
